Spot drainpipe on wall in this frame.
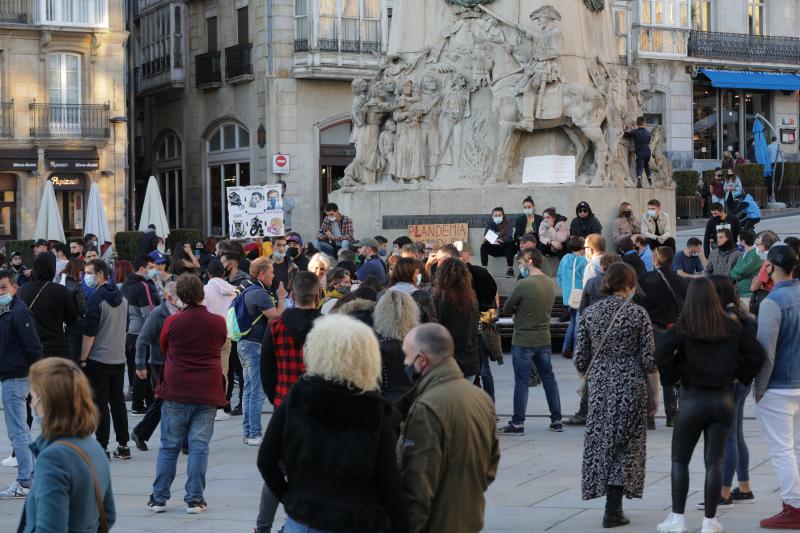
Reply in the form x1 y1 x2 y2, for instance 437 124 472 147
265 0 278 185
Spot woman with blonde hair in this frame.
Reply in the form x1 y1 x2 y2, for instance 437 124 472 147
19 357 115 532
307 252 335 295
258 314 408 533
373 290 419 403
612 202 640 242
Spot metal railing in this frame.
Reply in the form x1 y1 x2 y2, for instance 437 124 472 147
225 43 252 79
29 103 110 138
0 0 26 23
294 39 308 52
134 64 185 95
689 30 800 64
0 101 13 137
195 51 221 86
311 39 381 53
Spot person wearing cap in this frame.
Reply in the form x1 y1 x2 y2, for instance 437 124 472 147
355 238 387 285
31 239 49 256
755 244 800 529
148 250 172 299
285 232 308 272
6 253 29 286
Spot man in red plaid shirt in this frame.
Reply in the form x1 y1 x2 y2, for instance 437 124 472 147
314 202 354 257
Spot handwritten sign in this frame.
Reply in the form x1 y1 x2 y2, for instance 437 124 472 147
408 223 468 249
522 155 576 184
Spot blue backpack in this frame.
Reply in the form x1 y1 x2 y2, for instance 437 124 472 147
226 284 263 340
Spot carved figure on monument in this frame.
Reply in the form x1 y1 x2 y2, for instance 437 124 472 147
439 74 472 167
393 79 427 183
470 16 510 87
342 81 391 186
348 78 370 144
445 0 495 7
420 73 442 177
584 0 605 12
379 119 397 181
650 125 674 188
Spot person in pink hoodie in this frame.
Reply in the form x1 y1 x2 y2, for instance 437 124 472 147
203 259 238 421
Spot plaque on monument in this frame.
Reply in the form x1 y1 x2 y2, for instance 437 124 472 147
522 155 576 184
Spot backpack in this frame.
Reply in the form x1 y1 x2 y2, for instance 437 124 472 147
226 284 263 340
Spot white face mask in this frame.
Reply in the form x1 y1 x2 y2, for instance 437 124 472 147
327 215 337 222
492 216 503 225
415 273 423 286
523 207 534 216
647 209 657 218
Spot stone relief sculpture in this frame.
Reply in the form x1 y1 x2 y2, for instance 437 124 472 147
650 125 674 188
337 1 671 191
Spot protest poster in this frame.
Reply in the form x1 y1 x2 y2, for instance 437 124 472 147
227 185 285 238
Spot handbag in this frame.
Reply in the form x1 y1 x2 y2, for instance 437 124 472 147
567 257 583 310
749 288 769 316
480 321 504 364
576 302 627 396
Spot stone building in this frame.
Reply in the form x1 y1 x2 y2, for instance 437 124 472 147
614 0 800 171
0 0 128 241
131 0 390 239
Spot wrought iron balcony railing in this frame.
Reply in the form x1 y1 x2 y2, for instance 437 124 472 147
195 51 221 86
0 0 26 23
689 30 800 64
29 103 110 138
294 39 308 52
0 101 13 137
225 43 252 79
308 39 381 54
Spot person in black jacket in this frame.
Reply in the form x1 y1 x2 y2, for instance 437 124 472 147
636 247 689 429
257 314 408 533
570 201 603 238
514 196 544 248
616 237 646 277
432 258 480 378
0 269 42 496
703 203 741 259
135 224 160 257
633 117 652 187
655 278 765 533
58 258 87 365
17 252 77 359
373 290 417 405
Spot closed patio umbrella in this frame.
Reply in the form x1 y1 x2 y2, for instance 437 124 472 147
138 176 170 240
752 119 771 178
84 182 112 250
34 180 66 243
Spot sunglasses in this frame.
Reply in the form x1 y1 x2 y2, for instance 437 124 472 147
578 209 589 213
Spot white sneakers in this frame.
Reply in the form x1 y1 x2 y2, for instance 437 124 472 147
214 409 230 421
0 481 29 499
657 513 688 533
657 513 724 533
1 455 17 468
244 437 262 446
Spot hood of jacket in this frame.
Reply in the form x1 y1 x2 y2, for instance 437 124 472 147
718 239 737 254
31 252 56 282
206 277 237 297
575 201 594 218
93 282 123 308
281 307 320 343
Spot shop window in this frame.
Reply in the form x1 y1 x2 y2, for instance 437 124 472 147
0 174 16 239
206 122 251 235
693 83 718 159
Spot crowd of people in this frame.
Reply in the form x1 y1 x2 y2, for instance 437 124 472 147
0 194 797 533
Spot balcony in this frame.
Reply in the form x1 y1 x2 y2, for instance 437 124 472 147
195 51 221 87
634 25 689 58
294 37 384 79
0 0 26 23
33 0 108 28
689 30 800 65
225 43 252 80
135 56 185 96
0 101 13 137
29 103 110 138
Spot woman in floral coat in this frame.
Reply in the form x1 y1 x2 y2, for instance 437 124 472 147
575 262 658 529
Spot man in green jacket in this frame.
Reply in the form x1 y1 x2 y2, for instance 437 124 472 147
730 230 762 301
397 323 500 533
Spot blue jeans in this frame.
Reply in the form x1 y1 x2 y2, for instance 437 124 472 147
722 382 751 486
152 401 216 504
315 239 350 257
1 378 31 484
238 340 265 439
562 309 577 353
511 345 562 425
284 516 339 533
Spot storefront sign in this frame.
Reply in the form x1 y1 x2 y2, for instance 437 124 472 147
49 174 86 191
0 149 38 171
45 149 100 172
407 223 468 248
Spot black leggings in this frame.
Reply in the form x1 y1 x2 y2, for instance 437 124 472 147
671 385 734 518
480 241 516 267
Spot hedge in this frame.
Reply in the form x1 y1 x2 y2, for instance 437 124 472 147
166 229 202 254
673 170 700 196
735 163 764 187
114 231 142 261
4 240 34 265
782 162 800 186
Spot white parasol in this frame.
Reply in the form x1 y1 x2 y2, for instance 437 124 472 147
138 176 170 240
83 182 112 245
34 180 66 243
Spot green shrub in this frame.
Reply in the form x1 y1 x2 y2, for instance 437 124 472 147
782 162 800 186
166 229 202 254
4 240 34 265
701 169 716 183
114 231 142 261
736 163 764 187
673 170 700 196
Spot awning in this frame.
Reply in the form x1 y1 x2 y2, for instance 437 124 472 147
45 148 99 171
0 148 38 171
699 68 800 91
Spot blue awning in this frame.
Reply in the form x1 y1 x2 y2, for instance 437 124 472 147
699 68 800 91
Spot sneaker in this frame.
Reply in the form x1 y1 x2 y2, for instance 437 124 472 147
761 502 800 529
131 431 148 452
647 416 656 430
147 495 166 513
563 414 586 426
186 499 208 514
0 482 29 499
131 408 147 417
230 405 243 416
215 409 231 421
112 445 131 460
505 267 514 277
245 437 263 446
549 422 563 432
657 512 688 533
730 488 755 502
697 494 732 509
1 454 17 468
701 517 724 533
499 423 524 436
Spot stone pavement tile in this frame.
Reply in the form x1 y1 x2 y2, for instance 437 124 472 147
484 506 586 532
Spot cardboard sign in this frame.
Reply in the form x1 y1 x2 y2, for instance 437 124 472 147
522 155 576 184
227 185 284 239
408 223 468 249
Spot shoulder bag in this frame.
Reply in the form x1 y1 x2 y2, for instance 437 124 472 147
576 302 627 396
28 281 51 311
567 257 583 310
54 441 108 533
655 269 681 310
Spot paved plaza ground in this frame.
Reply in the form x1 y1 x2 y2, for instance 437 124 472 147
0 215 797 532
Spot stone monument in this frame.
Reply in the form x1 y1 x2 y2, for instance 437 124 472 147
332 0 675 249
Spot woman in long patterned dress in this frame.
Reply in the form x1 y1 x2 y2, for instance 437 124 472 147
575 262 658 529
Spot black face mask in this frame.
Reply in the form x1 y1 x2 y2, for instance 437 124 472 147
404 354 422 384
286 247 300 259
70 252 81 258
224 266 233 277
622 210 632 218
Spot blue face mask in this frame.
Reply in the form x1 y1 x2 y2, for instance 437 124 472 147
523 207 534 216
146 268 159 280
737 244 745 252
378 248 388 257
492 216 503 225
519 266 530 278
273 251 284 261
0 294 12 306
84 274 96 288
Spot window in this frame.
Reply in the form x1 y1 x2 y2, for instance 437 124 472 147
644 92 665 125
139 4 179 77
748 0 766 35
156 132 183 228
207 16 217 52
0 174 17 239
313 0 381 53
691 0 712 30
48 53 81 132
693 83 718 159
639 0 689 54
37 0 108 28
237 6 249 45
206 122 251 235
295 0 309 51
614 7 629 64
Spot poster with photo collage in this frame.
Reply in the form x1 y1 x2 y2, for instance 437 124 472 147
226 185 285 239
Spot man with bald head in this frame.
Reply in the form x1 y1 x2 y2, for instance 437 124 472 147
397 323 500 533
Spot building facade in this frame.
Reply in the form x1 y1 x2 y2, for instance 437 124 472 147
131 0 390 240
614 0 800 171
0 0 127 241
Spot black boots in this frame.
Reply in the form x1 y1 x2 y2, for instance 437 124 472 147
603 485 630 528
